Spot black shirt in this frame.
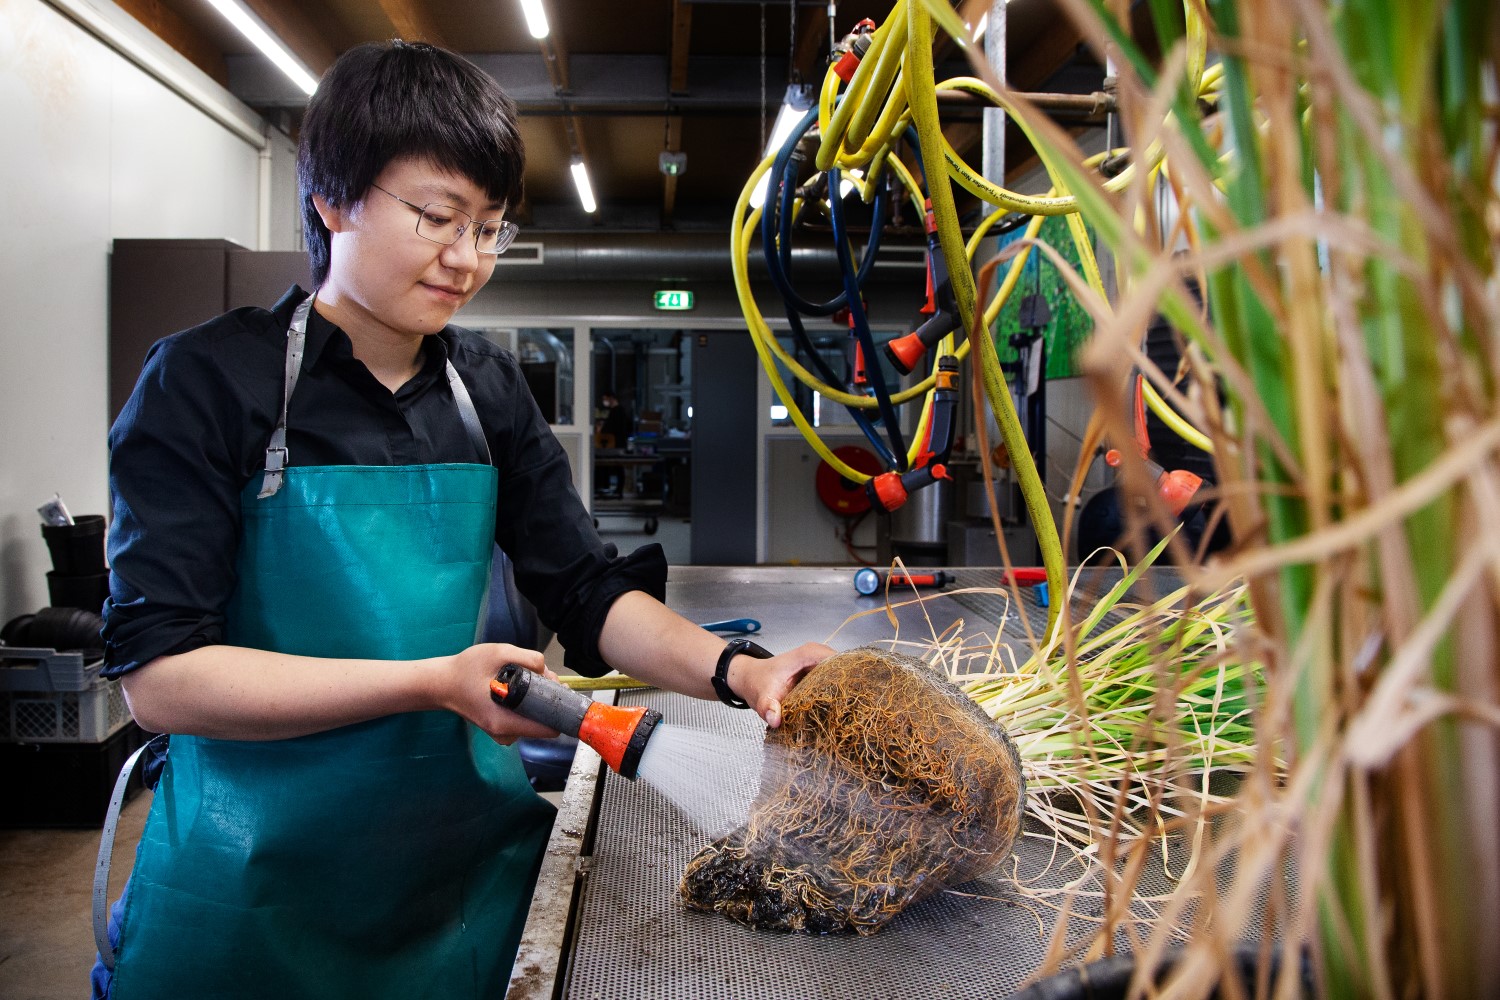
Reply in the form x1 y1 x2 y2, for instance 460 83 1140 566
103 286 664 678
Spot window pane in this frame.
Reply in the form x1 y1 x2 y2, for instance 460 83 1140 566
590 329 691 447
517 328 574 425
770 330 903 428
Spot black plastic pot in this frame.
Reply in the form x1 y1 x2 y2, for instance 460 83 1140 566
1 606 105 653
1009 947 1307 1000
46 571 110 613
41 514 107 575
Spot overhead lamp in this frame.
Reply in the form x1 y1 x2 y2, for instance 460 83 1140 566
203 0 318 95
570 159 597 214
750 85 815 209
763 84 815 159
518 0 550 40
970 0 1015 45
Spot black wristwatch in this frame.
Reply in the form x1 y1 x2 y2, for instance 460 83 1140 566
712 638 773 709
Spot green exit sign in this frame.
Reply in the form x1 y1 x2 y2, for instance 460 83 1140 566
653 289 694 311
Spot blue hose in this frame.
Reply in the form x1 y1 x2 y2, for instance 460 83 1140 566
828 165 907 470
758 104 902 467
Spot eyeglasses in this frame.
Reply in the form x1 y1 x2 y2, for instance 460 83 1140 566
369 183 520 255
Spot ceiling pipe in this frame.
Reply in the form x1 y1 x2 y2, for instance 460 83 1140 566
487 232 927 284
936 88 1115 115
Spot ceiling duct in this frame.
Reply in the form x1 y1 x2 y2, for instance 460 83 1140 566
487 232 926 285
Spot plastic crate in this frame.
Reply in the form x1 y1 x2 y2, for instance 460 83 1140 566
0 644 103 692
0 722 147 827
1 677 131 743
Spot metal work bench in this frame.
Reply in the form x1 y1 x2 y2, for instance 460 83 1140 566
509 564 1189 1000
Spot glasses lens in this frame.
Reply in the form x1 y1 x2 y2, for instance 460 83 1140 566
477 220 519 255
415 205 466 245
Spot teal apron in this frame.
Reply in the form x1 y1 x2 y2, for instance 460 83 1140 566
103 295 555 998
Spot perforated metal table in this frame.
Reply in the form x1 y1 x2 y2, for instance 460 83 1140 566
507 565 1189 1000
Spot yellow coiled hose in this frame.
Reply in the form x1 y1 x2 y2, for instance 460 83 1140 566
733 0 1218 640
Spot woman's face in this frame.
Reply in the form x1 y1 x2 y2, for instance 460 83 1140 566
313 156 506 340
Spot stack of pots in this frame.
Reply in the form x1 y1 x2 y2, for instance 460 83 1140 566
41 515 110 613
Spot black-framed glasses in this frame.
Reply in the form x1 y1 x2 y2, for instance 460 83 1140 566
369 183 520 255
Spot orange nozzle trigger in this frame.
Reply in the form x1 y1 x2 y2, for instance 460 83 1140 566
489 678 509 700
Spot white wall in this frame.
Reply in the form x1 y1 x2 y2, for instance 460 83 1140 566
0 0 264 620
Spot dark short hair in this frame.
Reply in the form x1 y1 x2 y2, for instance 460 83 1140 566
296 41 525 285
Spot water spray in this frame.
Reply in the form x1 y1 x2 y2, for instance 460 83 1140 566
490 664 663 780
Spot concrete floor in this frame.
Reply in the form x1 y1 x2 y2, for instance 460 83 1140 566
0 786 145 999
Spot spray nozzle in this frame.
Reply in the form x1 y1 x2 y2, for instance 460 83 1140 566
490 664 663 780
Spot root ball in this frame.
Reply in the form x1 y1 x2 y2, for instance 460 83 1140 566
681 646 1025 934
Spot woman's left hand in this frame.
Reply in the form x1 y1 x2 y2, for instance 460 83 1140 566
727 641 833 728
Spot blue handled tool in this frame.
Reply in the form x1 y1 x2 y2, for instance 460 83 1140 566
699 618 762 634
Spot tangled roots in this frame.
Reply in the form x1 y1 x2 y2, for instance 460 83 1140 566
681 646 1025 934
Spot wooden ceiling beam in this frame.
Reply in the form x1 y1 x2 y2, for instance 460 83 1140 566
931 0 991 64
240 0 339 75
526 4 593 211
1011 22 1085 91
668 0 693 94
790 4 832 84
111 0 229 86
540 31 572 93
375 0 448 46
663 0 692 223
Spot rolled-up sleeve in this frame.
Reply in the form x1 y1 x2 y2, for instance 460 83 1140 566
103 333 254 678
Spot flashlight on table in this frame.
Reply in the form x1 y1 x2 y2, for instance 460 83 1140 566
852 568 956 595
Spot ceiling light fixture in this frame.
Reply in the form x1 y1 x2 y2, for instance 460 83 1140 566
570 159 597 214
518 0 550 40
750 85 815 209
203 0 318 95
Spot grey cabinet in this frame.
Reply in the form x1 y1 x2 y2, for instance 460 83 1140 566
109 239 311 422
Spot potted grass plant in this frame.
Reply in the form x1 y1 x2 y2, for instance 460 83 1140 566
738 0 1495 992
931 0 1498 994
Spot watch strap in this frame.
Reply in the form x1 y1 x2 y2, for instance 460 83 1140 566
713 637 773 709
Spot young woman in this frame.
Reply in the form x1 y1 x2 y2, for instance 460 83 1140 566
94 40 828 998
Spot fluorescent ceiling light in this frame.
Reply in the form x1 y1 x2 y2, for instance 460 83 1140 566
971 1 1015 44
749 175 771 210
519 0 550 39
751 86 816 209
203 0 317 95
763 85 813 159
570 159 597 214
764 102 803 159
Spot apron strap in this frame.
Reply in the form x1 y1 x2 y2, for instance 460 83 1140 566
259 294 491 498
93 733 169 970
258 295 313 499
446 362 492 465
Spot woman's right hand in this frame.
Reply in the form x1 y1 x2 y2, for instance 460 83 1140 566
434 643 562 745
